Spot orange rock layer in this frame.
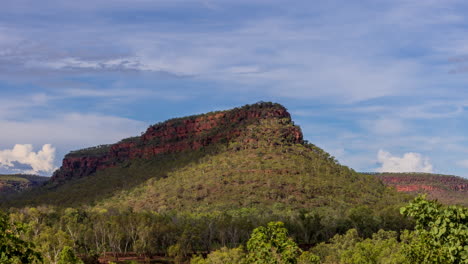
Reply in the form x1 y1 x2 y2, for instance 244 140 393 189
51 104 303 183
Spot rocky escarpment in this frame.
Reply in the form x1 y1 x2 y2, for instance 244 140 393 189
377 173 468 192
372 173 468 206
51 102 303 183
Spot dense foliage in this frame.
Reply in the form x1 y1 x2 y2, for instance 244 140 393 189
400 195 467 263
245 222 302 264
0 212 42 263
57 246 83 264
191 197 466 264
0 197 465 263
1 203 411 263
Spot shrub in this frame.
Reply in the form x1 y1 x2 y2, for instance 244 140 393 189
246 221 301 264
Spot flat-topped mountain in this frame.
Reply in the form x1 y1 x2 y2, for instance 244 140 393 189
5 102 408 211
51 102 302 183
373 172 468 206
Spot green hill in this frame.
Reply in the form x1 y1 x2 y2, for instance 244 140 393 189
0 103 425 264
3 102 410 212
98 124 404 212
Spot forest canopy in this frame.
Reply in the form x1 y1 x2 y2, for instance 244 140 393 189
0 196 466 263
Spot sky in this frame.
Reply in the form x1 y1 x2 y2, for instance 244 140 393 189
1 0 468 177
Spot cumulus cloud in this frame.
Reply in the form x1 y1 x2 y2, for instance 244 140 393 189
376 150 433 173
0 144 57 175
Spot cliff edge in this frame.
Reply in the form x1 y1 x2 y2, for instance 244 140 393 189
51 102 303 183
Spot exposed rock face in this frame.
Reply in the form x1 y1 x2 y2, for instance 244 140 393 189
379 174 468 192
51 103 303 183
374 173 468 205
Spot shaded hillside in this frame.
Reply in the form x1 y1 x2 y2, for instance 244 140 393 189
5 102 409 211
0 174 49 195
372 172 468 206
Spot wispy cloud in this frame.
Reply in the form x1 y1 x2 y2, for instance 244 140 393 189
1 0 468 177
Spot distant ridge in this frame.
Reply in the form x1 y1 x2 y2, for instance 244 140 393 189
367 172 468 206
0 174 49 195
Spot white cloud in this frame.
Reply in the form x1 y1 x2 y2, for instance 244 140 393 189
0 113 147 175
114 15 422 102
1 1 459 103
376 150 433 173
456 159 468 168
0 144 56 174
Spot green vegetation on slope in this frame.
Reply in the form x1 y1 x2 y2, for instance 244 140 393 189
98 119 407 212
5 115 411 213
92 117 407 213
3 146 218 207
0 102 427 264
1 102 466 264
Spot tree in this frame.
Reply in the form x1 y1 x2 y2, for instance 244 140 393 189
57 246 84 264
297 251 320 264
400 195 468 263
348 206 379 238
35 227 73 263
311 228 361 263
190 246 246 264
340 230 405 264
246 221 302 264
0 212 42 263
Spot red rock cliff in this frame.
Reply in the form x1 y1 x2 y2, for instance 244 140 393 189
374 173 468 205
51 103 303 183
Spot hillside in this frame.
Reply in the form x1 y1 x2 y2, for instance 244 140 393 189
4 102 409 211
0 174 48 195
373 173 468 206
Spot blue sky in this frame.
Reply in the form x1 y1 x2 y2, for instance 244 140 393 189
1 0 468 177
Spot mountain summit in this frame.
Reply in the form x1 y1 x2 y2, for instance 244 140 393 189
51 102 302 183
5 102 406 211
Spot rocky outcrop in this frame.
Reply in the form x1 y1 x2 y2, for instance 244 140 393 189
373 173 468 205
378 174 468 192
51 102 303 183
